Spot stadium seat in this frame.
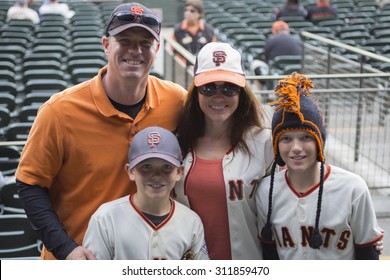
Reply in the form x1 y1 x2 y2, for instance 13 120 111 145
31 45 68 57
0 53 17 66
0 146 20 176
34 26 67 40
7 19 35 31
0 45 27 59
347 17 375 26
268 55 302 75
379 62 390 72
362 38 390 52
0 214 42 259
287 21 315 30
71 67 100 84
338 31 371 44
72 37 103 47
370 23 390 37
0 182 24 214
0 106 11 129
0 38 29 49
4 122 33 141
0 61 15 73
68 51 107 62
17 105 40 123
67 58 106 74
40 13 66 23
70 30 102 39
317 18 345 28
24 79 68 94
72 44 104 53
69 25 101 35
381 45 390 55
0 81 17 97
0 93 16 112
31 38 68 48
39 20 67 29
71 19 102 29
208 16 237 28
0 25 30 34
336 24 367 37
22 60 62 72
374 29 390 40
23 52 63 64
22 69 65 85
22 92 52 107
0 70 15 83
375 15 390 24
0 30 31 42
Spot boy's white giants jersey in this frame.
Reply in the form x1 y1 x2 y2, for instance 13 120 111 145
83 195 209 260
256 165 383 259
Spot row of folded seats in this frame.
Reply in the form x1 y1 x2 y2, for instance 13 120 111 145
0 177 42 259
204 0 390 74
0 1 114 143
0 147 42 259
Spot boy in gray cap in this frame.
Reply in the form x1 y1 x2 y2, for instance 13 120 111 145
83 126 209 260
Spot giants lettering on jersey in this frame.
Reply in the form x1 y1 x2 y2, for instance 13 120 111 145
274 226 351 250
228 179 260 201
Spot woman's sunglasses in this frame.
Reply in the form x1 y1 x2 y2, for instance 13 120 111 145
198 82 242 97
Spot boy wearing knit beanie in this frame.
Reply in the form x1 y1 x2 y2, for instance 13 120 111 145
256 72 383 259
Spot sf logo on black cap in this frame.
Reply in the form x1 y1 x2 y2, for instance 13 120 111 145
130 5 144 15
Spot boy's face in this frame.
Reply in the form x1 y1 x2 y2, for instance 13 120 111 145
278 130 318 172
126 158 183 201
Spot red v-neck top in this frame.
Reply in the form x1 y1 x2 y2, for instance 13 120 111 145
185 155 232 259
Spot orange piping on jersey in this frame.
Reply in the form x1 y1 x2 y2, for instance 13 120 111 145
183 150 197 196
226 147 234 155
354 233 384 247
129 193 176 231
285 164 331 197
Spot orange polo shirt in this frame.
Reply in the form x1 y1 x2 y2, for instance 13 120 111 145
16 66 186 259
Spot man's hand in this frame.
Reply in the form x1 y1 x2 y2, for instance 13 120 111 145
66 246 96 260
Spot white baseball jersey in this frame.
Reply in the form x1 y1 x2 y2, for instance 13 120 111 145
174 127 274 259
256 165 383 259
83 194 209 260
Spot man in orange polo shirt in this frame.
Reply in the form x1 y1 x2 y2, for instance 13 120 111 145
15 2 186 260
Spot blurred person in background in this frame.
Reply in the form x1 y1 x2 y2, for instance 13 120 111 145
173 0 216 56
306 0 337 22
38 0 75 20
251 21 302 90
6 0 40 24
273 0 307 20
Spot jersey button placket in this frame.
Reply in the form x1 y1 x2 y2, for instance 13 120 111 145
151 231 159 249
297 199 306 221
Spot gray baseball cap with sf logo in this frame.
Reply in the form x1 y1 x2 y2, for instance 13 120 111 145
128 126 183 169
